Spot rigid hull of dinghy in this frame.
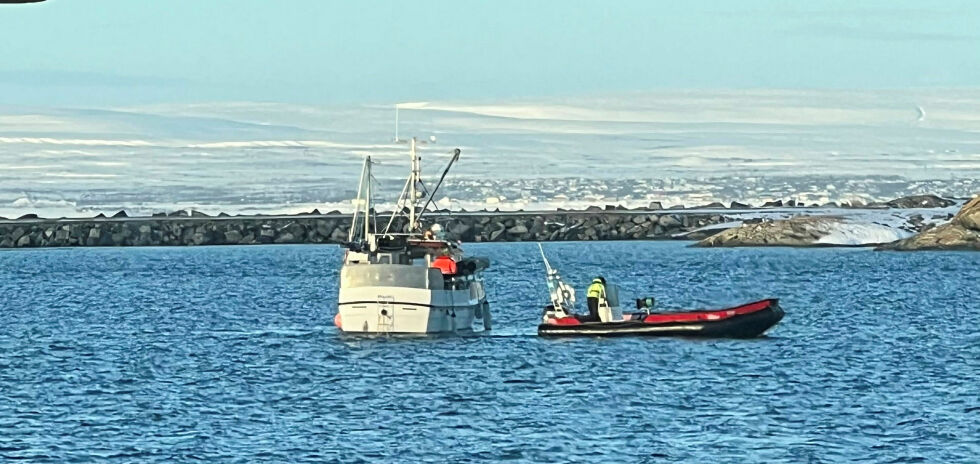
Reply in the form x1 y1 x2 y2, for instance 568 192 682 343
538 299 784 338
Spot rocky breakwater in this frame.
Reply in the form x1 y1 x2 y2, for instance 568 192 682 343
877 196 980 251
0 209 730 249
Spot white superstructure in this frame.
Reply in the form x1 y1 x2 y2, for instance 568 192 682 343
335 139 491 334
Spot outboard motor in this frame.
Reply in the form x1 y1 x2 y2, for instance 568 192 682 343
635 297 655 313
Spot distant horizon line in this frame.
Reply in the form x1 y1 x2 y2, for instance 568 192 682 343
4 86 980 110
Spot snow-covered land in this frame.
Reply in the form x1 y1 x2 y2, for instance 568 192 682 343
1 89 978 218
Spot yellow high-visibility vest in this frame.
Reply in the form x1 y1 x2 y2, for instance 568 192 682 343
586 281 605 299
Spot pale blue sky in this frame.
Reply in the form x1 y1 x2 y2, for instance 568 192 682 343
1 0 978 105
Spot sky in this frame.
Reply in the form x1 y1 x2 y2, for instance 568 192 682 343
0 0 979 106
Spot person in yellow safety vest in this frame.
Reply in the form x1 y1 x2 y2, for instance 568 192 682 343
585 276 606 322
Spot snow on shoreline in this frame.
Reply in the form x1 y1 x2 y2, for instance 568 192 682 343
816 221 912 245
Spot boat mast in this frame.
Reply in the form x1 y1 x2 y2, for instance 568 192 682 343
364 155 372 242
409 137 419 233
348 156 372 244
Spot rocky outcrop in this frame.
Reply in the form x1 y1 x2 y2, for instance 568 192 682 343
0 210 729 249
695 216 841 247
885 195 956 209
877 197 980 251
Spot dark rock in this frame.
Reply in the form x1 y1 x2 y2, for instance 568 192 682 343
668 205 685 210
112 210 128 218
698 202 726 209
191 210 210 217
786 200 797 207
730 201 750 209
507 224 528 235
15 235 30 247
168 210 189 217
285 222 306 238
658 215 682 228
17 214 38 220
98 231 115 246
94 213 107 218
648 201 663 210
224 230 243 243
191 232 207 245
762 200 783 208
528 218 545 236
604 215 623 226
274 232 296 244
0 238 12 248
259 227 275 244
329 227 347 242
886 195 956 209
10 227 26 242
315 220 334 238
585 206 602 212
152 212 167 217
111 232 127 244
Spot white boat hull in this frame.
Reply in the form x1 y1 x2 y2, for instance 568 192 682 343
337 286 488 334
338 302 484 334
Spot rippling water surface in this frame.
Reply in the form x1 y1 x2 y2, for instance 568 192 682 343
1 242 978 462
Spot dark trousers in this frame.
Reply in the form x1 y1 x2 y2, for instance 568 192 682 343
586 297 600 322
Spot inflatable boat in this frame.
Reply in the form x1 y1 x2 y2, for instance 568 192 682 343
538 298 784 338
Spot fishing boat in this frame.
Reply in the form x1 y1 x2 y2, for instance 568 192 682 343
536 245 783 337
335 139 492 334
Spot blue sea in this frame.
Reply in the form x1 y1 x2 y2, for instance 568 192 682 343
1 242 978 463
